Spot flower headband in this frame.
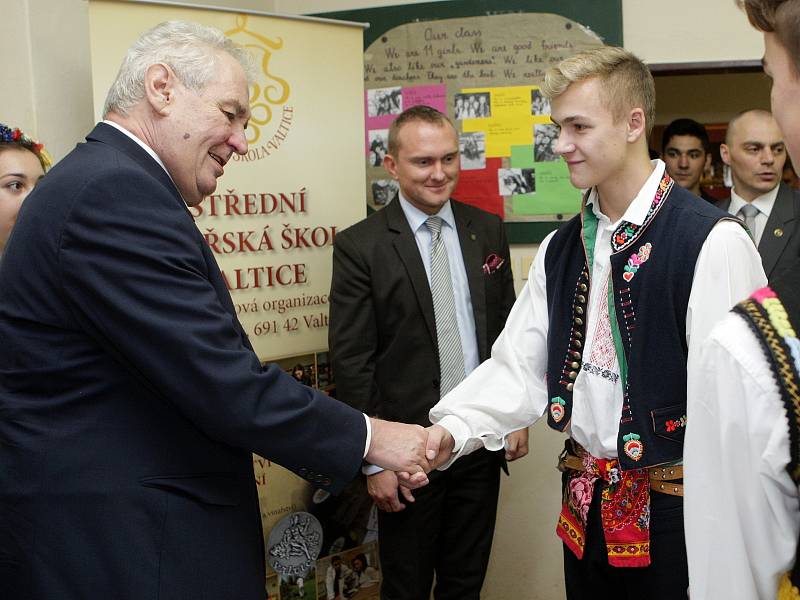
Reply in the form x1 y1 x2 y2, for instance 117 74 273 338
0 123 52 171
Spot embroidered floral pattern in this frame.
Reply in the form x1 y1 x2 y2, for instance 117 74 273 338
582 362 620 383
664 415 687 432
611 174 673 253
622 242 653 282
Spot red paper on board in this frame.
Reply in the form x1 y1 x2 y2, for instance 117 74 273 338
452 157 503 218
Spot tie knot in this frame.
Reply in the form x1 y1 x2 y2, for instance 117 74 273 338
740 203 759 218
425 215 444 238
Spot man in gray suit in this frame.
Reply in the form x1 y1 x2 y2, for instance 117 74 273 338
718 108 800 279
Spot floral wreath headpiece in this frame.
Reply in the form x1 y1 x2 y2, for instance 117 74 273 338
0 123 52 171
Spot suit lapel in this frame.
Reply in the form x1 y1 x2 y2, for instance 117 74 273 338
386 199 438 345
453 202 488 360
760 183 795 277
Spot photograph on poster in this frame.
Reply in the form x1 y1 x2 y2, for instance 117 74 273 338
531 88 551 116
459 132 486 170
316 542 381 600
370 179 399 206
534 123 560 162
367 87 402 117
454 92 491 119
367 129 389 167
280 571 317 600
498 168 536 195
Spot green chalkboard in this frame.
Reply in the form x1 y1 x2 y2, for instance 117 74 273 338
314 0 623 243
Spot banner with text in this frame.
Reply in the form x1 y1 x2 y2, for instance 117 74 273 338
88 0 366 363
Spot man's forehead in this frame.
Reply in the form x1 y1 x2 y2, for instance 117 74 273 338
665 135 704 150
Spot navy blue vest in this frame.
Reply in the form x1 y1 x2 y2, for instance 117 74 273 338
544 173 734 470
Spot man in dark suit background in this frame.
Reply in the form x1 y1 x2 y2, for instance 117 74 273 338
0 21 431 600
329 106 527 600
718 108 800 279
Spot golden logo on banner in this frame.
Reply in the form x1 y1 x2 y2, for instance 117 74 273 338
226 15 293 160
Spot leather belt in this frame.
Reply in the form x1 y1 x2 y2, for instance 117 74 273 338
558 454 684 497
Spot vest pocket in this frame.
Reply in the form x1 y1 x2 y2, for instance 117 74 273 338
650 405 687 443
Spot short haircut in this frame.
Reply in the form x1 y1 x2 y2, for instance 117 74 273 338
740 0 800 75
541 46 656 137
103 20 255 116
387 105 455 155
725 108 775 144
662 118 711 153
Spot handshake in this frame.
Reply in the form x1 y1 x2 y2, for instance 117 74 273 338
364 419 456 489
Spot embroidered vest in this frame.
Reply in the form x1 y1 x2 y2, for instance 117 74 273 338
544 173 733 470
732 265 800 599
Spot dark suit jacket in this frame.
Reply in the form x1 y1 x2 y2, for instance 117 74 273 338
716 182 800 280
328 197 515 427
0 124 366 599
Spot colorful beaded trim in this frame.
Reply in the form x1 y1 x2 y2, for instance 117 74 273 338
734 287 800 483
611 173 673 253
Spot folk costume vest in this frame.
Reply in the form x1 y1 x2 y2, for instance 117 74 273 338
733 267 800 600
544 172 733 471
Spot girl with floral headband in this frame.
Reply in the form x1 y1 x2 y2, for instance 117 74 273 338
0 123 51 256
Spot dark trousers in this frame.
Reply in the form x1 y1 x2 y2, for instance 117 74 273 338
562 473 688 600
377 448 501 600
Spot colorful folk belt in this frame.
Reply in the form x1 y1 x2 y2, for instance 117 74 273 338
556 442 682 568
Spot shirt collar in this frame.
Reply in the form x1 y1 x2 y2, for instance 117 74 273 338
586 159 665 226
102 120 171 177
398 192 456 232
729 183 780 217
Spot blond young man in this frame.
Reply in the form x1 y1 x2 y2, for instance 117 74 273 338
684 1 800 598
425 46 765 599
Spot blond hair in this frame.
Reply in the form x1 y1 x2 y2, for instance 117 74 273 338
542 46 656 136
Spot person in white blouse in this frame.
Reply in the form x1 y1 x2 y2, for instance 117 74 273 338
684 1 800 598
423 46 766 599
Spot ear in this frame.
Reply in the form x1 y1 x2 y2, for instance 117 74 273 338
720 143 731 166
626 107 647 143
383 153 399 179
143 63 177 115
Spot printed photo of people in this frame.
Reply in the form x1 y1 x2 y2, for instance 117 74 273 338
498 168 536 196
370 179 399 206
530 88 551 116
281 572 317 600
316 542 381 600
459 132 486 170
534 123 559 162
366 87 402 117
453 92 491 119
367 129 388 167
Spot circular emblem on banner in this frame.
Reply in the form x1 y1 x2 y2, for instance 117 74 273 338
267 511 323 577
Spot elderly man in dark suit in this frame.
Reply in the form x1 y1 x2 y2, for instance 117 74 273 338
718 108 800 280
329 106 527 600
0 21 431 600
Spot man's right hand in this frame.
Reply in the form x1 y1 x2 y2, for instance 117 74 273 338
367 470 415 512
365 418 430 487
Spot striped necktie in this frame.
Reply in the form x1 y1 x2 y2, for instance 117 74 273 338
424 215 465 397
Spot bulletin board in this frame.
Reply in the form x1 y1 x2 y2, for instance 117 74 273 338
317 0 623 243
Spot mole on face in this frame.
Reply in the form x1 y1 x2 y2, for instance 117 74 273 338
183 133 190 140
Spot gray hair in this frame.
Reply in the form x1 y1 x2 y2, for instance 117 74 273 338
103 20 255 116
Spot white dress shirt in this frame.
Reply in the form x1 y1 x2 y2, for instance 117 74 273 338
398 193 480 375
685 312 800 599
728 184 780 246
430 160 767 463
